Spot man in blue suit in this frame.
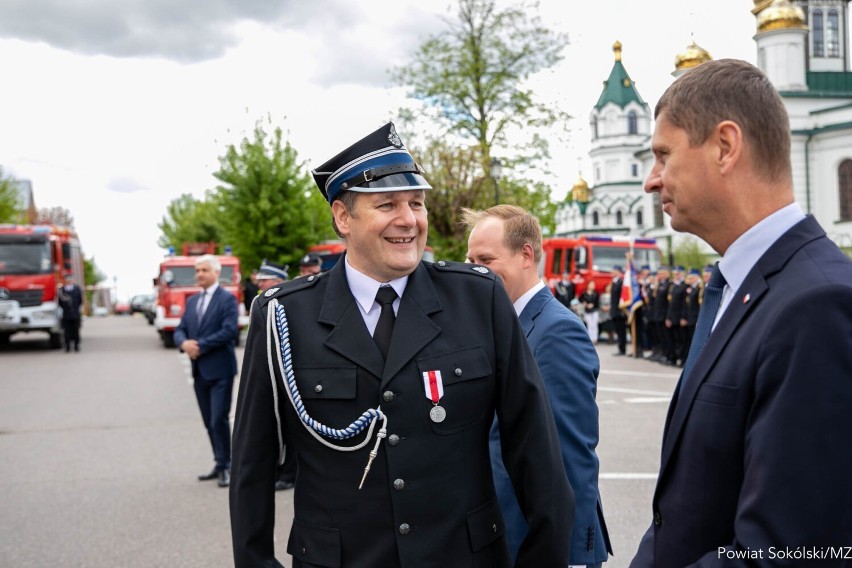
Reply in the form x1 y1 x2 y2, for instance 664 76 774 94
174 254 239 488
464 205 612 567
632 59 852 567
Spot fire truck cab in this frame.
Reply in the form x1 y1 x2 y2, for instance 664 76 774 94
153 243 248 348
540 234 662 297
0 224 85 348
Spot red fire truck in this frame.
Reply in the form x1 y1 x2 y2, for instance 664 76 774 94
0 224 85 348
153 243 248 348
540 234 662 297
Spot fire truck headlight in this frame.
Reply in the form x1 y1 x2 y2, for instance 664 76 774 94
170 304 182 316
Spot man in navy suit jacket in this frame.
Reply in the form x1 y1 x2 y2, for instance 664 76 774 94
465 205 612 567
174 254 239 488
632 59 852 567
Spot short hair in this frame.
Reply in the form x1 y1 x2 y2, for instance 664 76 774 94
331 190 360 238
195 254 221 272
460 204 542 263
655 59 792 184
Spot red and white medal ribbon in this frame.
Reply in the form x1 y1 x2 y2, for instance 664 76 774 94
422 370 447 423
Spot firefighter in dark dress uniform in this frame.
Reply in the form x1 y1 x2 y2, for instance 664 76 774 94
229 123 573 568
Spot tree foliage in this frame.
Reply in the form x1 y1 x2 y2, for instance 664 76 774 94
36 206 75 228
0 167 22 223
394 0 570 167
673 236 712 272
394 0 566 257
157 193 224 251
211 118 335 276
83 255 106 287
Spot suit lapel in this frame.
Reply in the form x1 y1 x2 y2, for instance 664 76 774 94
198 287 219 332
659 216 825 476
519 287 551 338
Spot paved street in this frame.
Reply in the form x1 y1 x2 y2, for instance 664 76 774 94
0 316 676 567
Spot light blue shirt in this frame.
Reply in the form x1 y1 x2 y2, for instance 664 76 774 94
344 257 408 336
715 203 805 329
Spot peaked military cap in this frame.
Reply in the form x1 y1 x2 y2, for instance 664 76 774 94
703 264 714 273
300 253 322 268
688 268 700 276
674 265 686 272
612 265 623 273
640 265 650 271
310 122 432 204
256 259 288 281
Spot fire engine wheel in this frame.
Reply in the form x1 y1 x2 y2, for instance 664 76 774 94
162 331 176 349
0 332 11 346
48 332 63 349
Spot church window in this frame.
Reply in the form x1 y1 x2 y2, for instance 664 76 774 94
636 210 644 227
628 111 638 135
592 211 600 227
631 163 639 177
616 210 623 225
839 159 852 222
813 9 825 57
827 10 840 58
592 116 599 139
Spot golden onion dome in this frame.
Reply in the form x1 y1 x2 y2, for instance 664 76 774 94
571 176 590 203
674 41 713 72
752 0 773 15
757 0 807 32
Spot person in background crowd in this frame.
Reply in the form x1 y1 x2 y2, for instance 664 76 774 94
665 266 687 367
609 265 627 356
554 270 576 309
298 253 323 277
174 254 239 489
242 270 259 314
682 268 701 359
253 259 297 492
464 204 612 568
631 58 852 567
649 267 670 363
57 273 83 352
230 122 573 567
579 280 600 344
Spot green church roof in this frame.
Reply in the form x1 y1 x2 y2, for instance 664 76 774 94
595 53 647 111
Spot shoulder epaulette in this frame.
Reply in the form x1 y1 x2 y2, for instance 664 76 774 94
256 272 323 307
432 260 495 279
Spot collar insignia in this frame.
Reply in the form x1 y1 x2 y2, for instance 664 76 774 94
264 287 280 297
471 266 489 274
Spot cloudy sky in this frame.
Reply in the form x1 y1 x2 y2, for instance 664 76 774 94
0 0 757 299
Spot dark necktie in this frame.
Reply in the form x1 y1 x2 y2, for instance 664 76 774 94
681 263 727 391
197 292 207 325
373 287 398 360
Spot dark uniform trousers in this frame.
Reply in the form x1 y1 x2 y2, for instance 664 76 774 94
230 260 574 568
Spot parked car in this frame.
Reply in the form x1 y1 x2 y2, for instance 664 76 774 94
130 294 155 315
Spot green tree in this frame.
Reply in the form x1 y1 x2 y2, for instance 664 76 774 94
413 139 556 262
673 236 711 272
157 193 224 251
83 256 107 288
212 117 335 276
0 167 22 223
394 0 566 252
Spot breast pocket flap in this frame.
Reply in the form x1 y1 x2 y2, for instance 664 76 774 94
294 366 357 400
416 347 492 386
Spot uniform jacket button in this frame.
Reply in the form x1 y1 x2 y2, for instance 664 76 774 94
388 434 400 446
454 367 462 377
653 511 662 526
399 523 410 535
393 478 405 491
382 390 395 402
314 384 323 393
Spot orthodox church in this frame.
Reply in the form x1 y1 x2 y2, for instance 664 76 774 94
555 0 852 256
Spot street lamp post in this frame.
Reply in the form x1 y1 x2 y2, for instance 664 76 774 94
489 158 503 206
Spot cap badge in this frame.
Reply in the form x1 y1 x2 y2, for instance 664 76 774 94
387 124 403 149
471 266 489 274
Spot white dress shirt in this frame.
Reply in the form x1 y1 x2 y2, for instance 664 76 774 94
344 258 408 337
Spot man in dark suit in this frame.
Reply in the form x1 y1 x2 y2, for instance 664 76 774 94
174 254 239 488
609 265 627 356
554 270 575 309
632 59 852 567
230 123 573 567
57 273 83 352
664 266 687 366
465 205 611 568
